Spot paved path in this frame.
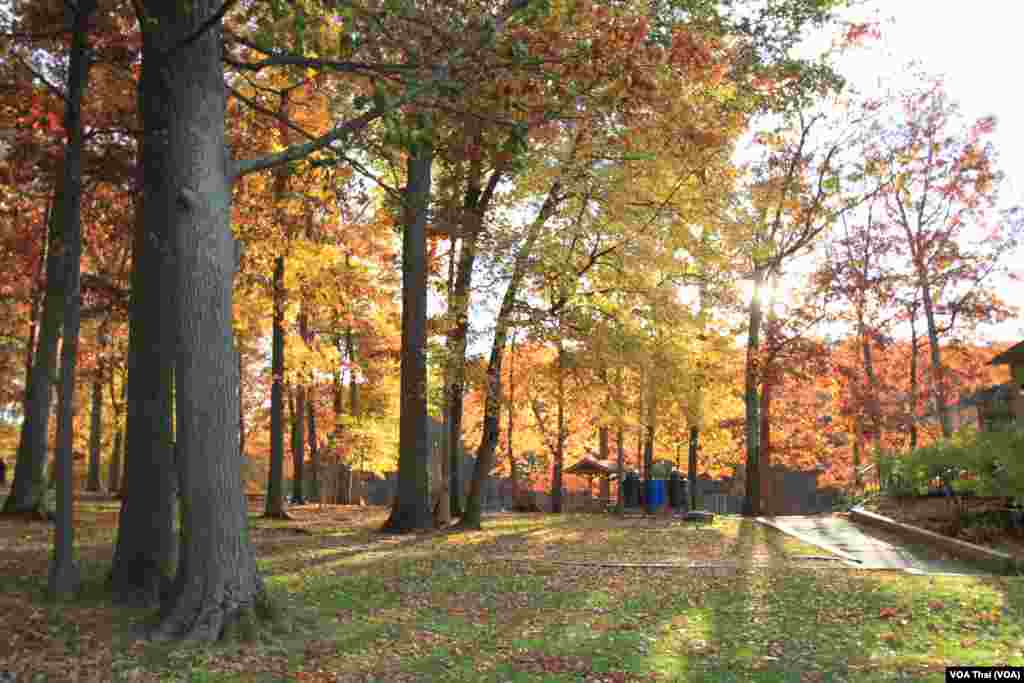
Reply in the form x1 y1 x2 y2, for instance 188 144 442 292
759 514 990 575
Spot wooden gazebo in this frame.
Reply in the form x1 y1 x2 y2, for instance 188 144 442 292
564 456 630 508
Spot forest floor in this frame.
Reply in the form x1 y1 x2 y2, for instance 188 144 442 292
1 496 1023 682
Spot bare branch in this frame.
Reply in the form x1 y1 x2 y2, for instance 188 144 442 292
231 108 382 180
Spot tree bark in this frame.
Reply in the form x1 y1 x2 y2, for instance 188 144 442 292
139 1 264 640
460 181 562 529
330 364 345 503
265 87 293 517
265 255 287 518
22 194 52 399
347 329 360 419
86 323 108 493
615 427 625 513
637 366 645 482
107 368 125 494
908 303 920 451
238 348 246 461
687 426 699 510
291 384 306 504
507 332 518 500
446 233 476 519
858 312 883 453
743 269 765 517
110 49 178 607
48 0 96 599
643 372 656 484
307 390 319 503
437 404 452 522
759 372 772 514
384 137 434 533
919 281 952 438
3 183 66 515
110 427 123 494
86 367 104 492
552 339 566 514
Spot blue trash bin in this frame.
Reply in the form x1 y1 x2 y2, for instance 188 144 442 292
645 479 666 513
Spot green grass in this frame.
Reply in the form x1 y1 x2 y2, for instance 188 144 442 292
3 504 1023 682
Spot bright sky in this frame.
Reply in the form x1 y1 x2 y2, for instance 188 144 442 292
838 1 1024 205
785 1 1024 342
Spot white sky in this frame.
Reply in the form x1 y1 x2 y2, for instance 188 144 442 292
835 1 1024 205
785 1 1024 342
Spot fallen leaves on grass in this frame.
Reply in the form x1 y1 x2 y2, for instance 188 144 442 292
3 504 1020 683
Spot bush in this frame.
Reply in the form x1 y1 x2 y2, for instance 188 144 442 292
878 425 1024 501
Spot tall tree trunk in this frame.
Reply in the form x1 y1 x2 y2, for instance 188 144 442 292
461 181 561 529
110 428 123 494
614 366 626 514
110 64 177 607
643 371 656 485
615 427 625 513
265 255 287 518
384 137 434 533
48 0 96 599
433 409 452 523
552 339 566 514
22 195 52 398
47 370 61 491
438 240 457 522
267 88 293 514
330 363 345 503
307 391 319 503
238 348 246 461
292 242 312 504
919 281 952 438
858 310 883 453
743 269 765 517
332 364 344 439
291 385 305 504
637 369 645 482
107 367 125 494
86 365 104 492
687 426 699 510
347 330 360 419
851 416 862 488
908 304 920 451
139 1 264 640
86 322 108 492
445 124 506 519
3 186 66 514
446 233 476 519
507 332 518 499
759 373 772 514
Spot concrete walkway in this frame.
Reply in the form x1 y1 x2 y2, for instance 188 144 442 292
759 514 991 575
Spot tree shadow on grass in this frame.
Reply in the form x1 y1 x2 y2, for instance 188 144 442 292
700 519 881 682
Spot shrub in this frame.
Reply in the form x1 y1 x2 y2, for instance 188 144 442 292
879 425 1024 501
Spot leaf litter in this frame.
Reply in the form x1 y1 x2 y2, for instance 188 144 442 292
1 503 1022 682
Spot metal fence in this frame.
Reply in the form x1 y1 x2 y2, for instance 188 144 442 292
705 493 743 515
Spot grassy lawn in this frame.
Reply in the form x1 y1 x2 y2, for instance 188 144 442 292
1 501 1023 682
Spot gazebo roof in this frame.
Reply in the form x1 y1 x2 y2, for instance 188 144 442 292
564 456 629 478
991 340 1024 366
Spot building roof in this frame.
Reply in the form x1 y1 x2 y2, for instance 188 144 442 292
959 383 1015 408
916 383 1014 422
991 340 1024 365
564 456 630 478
